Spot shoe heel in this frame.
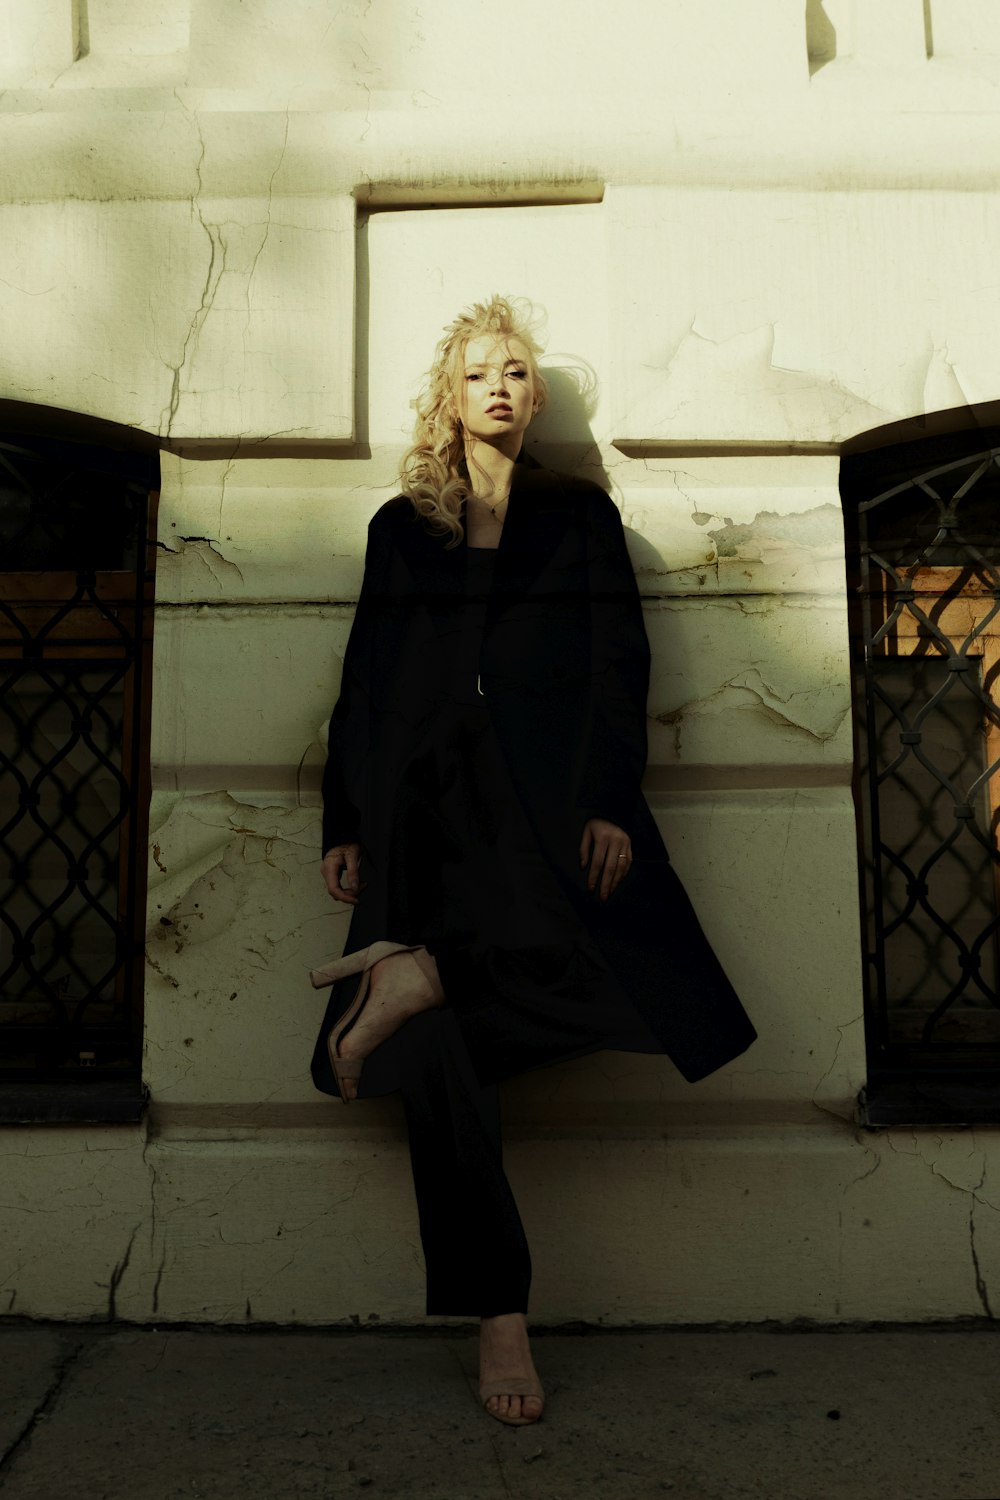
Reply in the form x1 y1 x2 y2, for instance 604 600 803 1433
330 1050 365 1103
327 963 376 1104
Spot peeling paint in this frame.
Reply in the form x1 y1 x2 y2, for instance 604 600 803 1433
652 672 851 746
708 504 843 559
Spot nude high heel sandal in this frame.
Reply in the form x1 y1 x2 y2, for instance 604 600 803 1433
309 941 445 1102
309 939 424 991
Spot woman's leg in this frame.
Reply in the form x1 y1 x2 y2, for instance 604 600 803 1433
397 1006 531 1317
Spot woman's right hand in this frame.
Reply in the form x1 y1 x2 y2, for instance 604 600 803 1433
321 843 367 905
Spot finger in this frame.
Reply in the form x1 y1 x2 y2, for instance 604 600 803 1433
612 849 632 899
343 849 361 893
322 851 360 903
602 847 630 901
340 875 366 903
579 824 593 870
587 838 608 891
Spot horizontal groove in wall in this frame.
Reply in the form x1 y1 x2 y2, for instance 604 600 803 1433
146 1099 852 1139
150 763 852 795
162 439 373 460
644 764 853 792
356 181 605 209
613 440 844 457
151 592 848 611
162 438 845 461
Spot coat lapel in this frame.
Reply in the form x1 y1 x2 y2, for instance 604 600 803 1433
393 447 575 639
489 453 576 624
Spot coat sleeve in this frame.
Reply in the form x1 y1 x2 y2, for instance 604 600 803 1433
577 486 651 837
320 509 394 857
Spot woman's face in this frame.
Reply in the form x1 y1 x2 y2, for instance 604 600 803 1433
456 334 538 449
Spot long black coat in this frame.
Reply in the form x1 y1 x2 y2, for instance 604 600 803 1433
311 448 757 1097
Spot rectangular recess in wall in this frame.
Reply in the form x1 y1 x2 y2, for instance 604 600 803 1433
358 196 609 457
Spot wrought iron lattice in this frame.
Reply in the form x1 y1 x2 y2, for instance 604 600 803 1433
845 433 1000 1088
0 425 157 1081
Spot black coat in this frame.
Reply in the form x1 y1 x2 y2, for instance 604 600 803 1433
311 448 757 1096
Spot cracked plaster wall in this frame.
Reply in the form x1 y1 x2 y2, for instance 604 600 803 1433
5 1122 1000 1326
5 0 1000 1328
143 440 862 1127
0 194 352 441
609 185 1000 444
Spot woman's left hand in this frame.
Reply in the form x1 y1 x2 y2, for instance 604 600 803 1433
580 817 633 902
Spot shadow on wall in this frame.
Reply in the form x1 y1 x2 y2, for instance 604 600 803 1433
806 0 934 74
806 0 837 76
509 353 664 582
528 357 609 488
840 398 1000 463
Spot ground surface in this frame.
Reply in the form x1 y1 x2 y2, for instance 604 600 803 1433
0 1321 998 1498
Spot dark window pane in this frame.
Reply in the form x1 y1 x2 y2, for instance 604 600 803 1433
861 654 1000 1046
846 435 1000 1087
0 440 150 573
0 417 156 1082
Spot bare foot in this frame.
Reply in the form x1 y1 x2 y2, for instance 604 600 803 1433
479 1311 544 1422
336 950 443 1101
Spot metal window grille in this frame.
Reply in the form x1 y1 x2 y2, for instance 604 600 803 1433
843 425 1000 1124
0 421 158 1102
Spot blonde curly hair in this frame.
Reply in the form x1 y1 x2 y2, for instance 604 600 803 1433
399 294 550 549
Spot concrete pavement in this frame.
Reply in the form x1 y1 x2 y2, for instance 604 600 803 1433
1 1320 999 1499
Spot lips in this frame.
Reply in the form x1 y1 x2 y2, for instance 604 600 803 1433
487 404 512 415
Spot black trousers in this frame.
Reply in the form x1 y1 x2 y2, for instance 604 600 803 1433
386 1005 532 1317
356 967 655 1317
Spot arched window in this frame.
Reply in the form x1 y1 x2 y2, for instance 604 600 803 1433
0 404 159 1122
842 416 1000 1125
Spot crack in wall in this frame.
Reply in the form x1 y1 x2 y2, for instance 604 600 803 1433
160 94 226 439
243 110 290 344
99 1222 143 1321
652 671 850 747
810 1012 864 1123
141 1129 165 1317
171 536 245 588
886 1134 998 1319
969 1160 994 1320
846 1139 883 1189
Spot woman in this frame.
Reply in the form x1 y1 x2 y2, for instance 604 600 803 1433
310 295 757 1427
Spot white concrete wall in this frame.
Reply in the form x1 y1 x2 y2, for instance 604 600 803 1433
3 0 1000 1326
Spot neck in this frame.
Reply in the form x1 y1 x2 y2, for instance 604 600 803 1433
464 437 521 501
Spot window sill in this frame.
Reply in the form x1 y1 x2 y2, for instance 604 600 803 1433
859 1073 1000 1127
0 1079 149 1124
